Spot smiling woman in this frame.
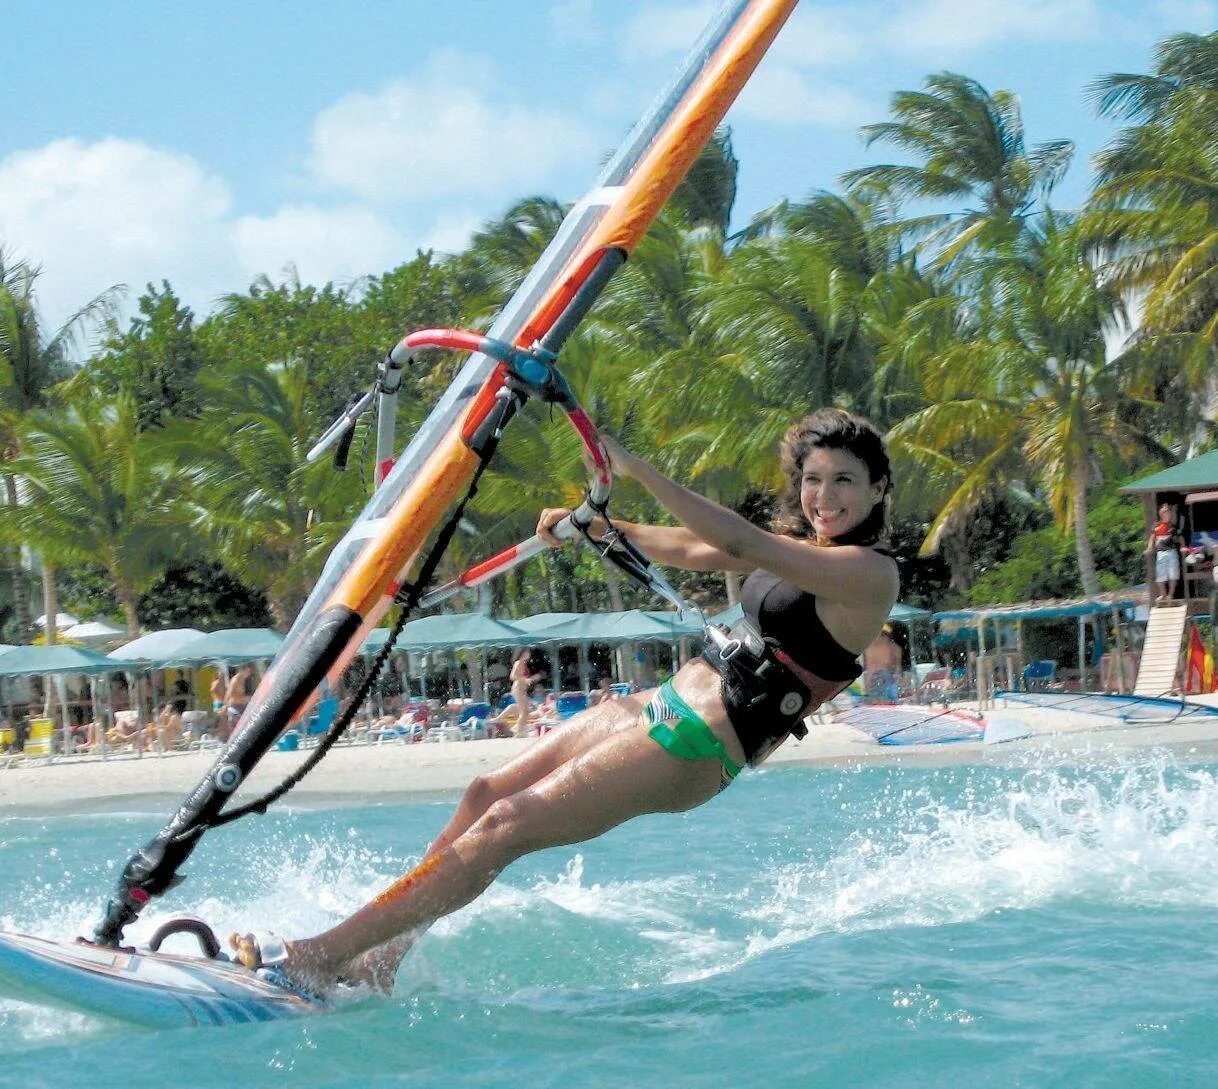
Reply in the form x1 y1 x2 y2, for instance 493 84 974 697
231 407 899 994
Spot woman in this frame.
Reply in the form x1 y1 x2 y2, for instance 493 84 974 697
506 648 542 736
232 409 899 993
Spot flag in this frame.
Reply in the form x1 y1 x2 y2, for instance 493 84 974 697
1185 624 1216 694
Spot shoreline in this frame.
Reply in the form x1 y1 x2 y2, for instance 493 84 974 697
4 700 1218 816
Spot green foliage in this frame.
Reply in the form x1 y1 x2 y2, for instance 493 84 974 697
966 488 1145 604
86 282 205 427
139 563 272 630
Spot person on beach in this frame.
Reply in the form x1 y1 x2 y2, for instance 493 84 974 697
1145 500 1185 604
864 623 903 701
154 703 185 750
231 408 899 994
502 648 542 737
223 664 254 737
588 676 618 706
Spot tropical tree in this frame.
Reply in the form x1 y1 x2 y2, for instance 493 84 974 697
1086 32 1218 442
0 248 122 642
842 73 1074 273
887 216 1156 596
88 281 206 427
0 393 188 635
168 356 365 630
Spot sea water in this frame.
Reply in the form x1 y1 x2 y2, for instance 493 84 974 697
2 752 1218 1089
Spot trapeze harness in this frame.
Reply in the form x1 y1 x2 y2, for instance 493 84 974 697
642 564 862 790
701 566 876 767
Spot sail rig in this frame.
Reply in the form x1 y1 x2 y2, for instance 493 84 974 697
93 0 799 947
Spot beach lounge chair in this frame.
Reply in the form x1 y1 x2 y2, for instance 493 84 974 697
555 692 589 719
1022 660 1058 691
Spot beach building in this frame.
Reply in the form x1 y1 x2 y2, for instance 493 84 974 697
1121 449 1218 615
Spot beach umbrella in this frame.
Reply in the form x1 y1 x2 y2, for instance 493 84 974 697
166 628 285 666
112 628 207 665
61 620 126 645
519 610 692 644
398 613 531 651
34 611 80 630
888 602 932 623
0 644 138 676
512 612 582 634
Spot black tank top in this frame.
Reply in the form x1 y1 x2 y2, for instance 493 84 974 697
740 570 862 681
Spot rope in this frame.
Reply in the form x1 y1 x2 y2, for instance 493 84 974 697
193 409 508 834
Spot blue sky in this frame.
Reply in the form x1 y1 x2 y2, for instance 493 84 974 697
3 0 1214 333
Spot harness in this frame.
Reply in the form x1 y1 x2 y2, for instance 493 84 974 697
701 618 858 765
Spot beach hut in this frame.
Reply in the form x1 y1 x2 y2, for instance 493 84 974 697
1121 450 1218 610
166 628 286 666
112 629 207 663
111 629 210 726
515 609 701 690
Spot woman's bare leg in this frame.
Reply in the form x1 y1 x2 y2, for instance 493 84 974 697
302 692 655 987
282 718 720 989
426 691 653 855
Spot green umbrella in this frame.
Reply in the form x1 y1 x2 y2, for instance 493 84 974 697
167 628 285 666
0 644 138 676
111 628 207 665
398 614 531 651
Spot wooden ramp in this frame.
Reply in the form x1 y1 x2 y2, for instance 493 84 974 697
1133 604 1189 697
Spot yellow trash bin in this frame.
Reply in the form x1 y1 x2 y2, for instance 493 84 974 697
24 717 55 757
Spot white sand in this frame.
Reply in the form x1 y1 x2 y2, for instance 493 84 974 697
4 700 1218 815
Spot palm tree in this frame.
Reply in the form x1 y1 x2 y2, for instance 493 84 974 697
1 393 187 635
843 73 1074 273
1086 33 1218 440
168 358 364 630
888 217 1152 596
0 248 122 642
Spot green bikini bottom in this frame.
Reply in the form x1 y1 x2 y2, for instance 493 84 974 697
643 681 742 791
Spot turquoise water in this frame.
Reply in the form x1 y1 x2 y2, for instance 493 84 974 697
3 754 1218 1088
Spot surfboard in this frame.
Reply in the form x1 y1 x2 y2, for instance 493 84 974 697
0 930 322 1028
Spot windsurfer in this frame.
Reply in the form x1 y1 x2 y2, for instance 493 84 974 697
232 408 899 994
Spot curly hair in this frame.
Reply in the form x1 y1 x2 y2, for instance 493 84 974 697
772 409 892 545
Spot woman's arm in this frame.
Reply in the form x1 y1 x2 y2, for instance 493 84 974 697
606 438 897 609
537 509 755 573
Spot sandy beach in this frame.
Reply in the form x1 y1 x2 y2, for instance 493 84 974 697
4 698 1218 816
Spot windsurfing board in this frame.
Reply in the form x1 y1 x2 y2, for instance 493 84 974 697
0 930 323 1028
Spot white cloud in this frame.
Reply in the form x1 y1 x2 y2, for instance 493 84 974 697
418 210 483 256
736 64 872 126
308 49 596 204
769 6 867 67
622 3 716 61
885 0 1102 56
0 138 446 334
0 137 233 331
232 204 410 287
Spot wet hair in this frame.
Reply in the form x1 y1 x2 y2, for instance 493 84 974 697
772 409 892 545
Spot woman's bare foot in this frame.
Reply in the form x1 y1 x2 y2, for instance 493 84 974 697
228 933 334 996
228 931 414 996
